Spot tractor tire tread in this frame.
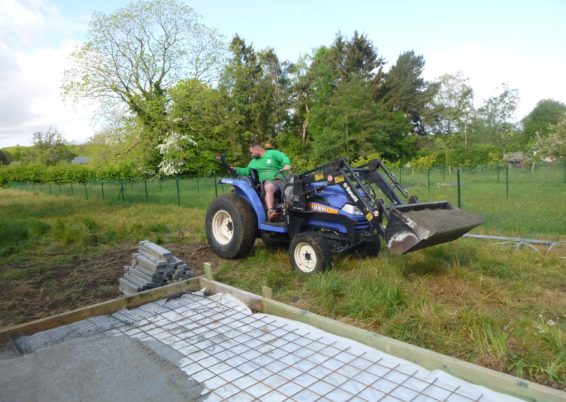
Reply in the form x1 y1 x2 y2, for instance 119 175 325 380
205 194 257 259
289 231 331 274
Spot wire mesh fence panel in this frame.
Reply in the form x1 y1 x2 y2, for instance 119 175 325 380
399 162 566 239
6 161 565 239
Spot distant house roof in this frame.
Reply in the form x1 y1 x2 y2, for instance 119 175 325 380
71 156 89 165
503 152 527 162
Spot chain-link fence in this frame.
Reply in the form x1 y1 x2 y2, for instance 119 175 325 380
396 160 566 239
7 175 231 210
7 160 566 239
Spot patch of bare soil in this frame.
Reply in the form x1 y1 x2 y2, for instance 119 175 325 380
165 243 227 276
0 242 224 328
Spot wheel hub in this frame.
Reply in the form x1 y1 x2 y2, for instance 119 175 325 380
211 210 234 245
294 242 317 273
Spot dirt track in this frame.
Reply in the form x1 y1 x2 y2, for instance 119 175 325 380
0 242 225 328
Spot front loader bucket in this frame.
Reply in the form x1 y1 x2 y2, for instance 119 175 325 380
384 202 483 255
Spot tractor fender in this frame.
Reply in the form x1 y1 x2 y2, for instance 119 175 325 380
218 178 267 224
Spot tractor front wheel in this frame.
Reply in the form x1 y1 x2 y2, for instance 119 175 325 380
206 195 257 259
289 232 331 274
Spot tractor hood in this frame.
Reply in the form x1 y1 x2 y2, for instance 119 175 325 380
308 184 349 209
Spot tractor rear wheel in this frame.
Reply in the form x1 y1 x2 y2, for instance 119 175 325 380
289 232 331 274
206 195 257 259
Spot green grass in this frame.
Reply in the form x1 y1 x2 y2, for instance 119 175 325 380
400 163 566 238
214 239 565 389
8 162 566 238
0 187 564 389
0 188 208 326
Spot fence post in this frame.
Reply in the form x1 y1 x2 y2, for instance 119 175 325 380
398 167 402 184
457 168 462 208
144 179 148 202
496 162 500 183
101 182 105 200
119 181 125 201
70 182 74 195
506 165 509 198
48 183 52 194
159 177 163 192
175 175 180 206
84 182 88 200
427 168 431 189
196 175 200 192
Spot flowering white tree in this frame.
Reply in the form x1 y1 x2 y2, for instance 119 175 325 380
157 132 198 175
532 117 566 161
62 0 224 172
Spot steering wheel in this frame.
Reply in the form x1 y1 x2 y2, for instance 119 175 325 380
215 154 237 177
274 167 295 179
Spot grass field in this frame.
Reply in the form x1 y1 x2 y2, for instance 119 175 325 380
0 188 564 389
8 161 566 238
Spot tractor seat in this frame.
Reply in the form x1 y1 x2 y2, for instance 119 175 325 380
249 168 261 191
237 168 261 192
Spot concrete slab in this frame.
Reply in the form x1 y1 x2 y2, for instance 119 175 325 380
3 294 524 402
0 335 203 402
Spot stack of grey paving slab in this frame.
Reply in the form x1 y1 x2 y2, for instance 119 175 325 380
119 240 193 296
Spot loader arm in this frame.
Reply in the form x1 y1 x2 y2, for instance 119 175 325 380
290 158 482 255
290 158 385 233
353 159 408 206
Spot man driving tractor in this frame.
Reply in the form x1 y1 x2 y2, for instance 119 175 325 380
234 141 291 221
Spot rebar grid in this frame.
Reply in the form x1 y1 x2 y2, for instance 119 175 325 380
6 294 505 402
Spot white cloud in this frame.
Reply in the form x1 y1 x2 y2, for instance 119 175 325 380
0 0 96 148
423 43 566 119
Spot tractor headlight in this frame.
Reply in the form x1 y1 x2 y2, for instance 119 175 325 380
341 204 364 216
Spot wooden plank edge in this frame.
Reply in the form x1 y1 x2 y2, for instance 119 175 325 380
261 298 566 402
198 277 263 312
0 277 202 344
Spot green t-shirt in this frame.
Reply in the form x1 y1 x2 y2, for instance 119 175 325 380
235 150 291 181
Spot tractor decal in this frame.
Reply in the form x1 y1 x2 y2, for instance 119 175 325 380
308 202 339 214
342 183 359 203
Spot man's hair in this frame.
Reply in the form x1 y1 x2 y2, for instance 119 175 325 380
249 141 263 148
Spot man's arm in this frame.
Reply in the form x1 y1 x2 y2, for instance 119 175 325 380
274 150 291 170
234 166 250 176
234 159 256 176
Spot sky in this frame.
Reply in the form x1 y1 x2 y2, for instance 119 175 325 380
1 0 565 148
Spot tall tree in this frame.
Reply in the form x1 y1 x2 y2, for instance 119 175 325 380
531 117 566 161
432 72 474 144
473 84 520 150
168 79 238 173
377 51 439 120
521 99 566 146
337 31 384 83
32 128 75 166
219 36 290 147
0 150 10 165
62 0 224 172
256 48 290 137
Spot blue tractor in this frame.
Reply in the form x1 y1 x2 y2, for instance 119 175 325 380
205 157 482 274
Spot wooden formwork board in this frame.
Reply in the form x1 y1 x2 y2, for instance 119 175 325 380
0 278 201 343
0 273 564 402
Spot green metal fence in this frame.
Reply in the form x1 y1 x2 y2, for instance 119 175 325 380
394 160 566 238
8 175 231 210
7 160 566 239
